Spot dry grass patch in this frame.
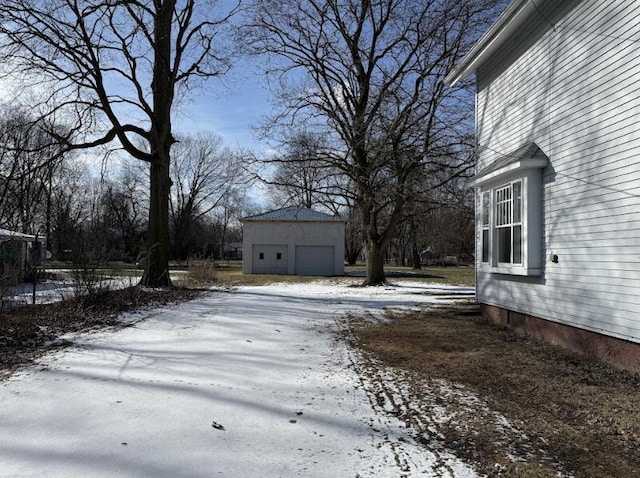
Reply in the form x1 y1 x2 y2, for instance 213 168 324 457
345 265 476 286
183 260 220 285
211 266 358 287
345 304 640 478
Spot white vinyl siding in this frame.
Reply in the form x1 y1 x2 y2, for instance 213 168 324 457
474 0 640 344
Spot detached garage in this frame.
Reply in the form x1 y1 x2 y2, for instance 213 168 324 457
241 207 345 276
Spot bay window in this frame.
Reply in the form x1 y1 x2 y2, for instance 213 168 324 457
471 142 548 276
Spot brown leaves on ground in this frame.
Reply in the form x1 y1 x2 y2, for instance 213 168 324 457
345 303 640 478
0 286 203 380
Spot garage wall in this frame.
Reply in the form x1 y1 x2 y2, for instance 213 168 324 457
242 221 345 275
252 244 288 274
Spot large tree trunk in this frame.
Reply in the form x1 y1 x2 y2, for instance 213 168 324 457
358 182 389 285
360 188 405 285
140 0 175 287
363 239 386 285
141 157 171 286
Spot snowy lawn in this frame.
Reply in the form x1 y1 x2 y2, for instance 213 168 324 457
7 269 188 306
7 277 140 306
0 281 475 477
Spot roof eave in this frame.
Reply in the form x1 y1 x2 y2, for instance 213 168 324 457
240 206 344 223
469 157 548 187
444 0 536 86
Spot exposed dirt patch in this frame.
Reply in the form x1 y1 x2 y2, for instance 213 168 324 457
343 303 640 478
0 286 204 380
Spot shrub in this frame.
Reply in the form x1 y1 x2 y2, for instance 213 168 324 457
186 259 218 285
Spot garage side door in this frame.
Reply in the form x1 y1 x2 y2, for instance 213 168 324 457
295 246 335 276
252 245 288 274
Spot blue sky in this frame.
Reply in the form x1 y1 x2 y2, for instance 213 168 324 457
170 3 278 157
175 65 274 155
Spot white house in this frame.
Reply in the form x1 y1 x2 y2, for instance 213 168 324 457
241 207 345 276
446 0 640 371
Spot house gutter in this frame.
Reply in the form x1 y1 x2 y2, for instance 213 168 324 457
444 0 537 86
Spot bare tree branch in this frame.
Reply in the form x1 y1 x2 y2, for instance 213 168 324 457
243 0 504 284
0 0 238 285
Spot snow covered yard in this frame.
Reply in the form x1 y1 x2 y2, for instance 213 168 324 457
6 277 139 306
7 269 188 306
0 281 475 477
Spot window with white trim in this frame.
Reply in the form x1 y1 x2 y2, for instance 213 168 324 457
472 143 547 277
475 170 544 276
481 191 490 263
495 181 522 265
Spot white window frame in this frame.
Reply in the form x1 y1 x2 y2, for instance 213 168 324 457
481 191 490 263
494 180 522 266
472 150 547 277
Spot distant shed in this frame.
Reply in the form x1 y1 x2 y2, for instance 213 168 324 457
241 207 345 276
0 228 40 283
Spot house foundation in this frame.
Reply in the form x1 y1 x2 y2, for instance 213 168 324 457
481 304 640 374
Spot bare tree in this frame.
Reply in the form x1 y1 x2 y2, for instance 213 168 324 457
388 160 475 269
244 0 502 284
422 177 475 264
0 0 238 286
344 201 364 265
101 171 147 262
0 106 68 236
50 159 93 260
265 132 347 212
212 189 248 259
170 132 248 260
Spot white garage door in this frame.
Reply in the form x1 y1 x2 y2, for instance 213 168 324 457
252 245 288 274
295 246 335 276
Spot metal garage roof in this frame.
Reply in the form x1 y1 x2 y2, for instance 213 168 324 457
241 206 344 222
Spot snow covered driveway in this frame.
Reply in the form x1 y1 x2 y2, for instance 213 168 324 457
0 281 475 477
